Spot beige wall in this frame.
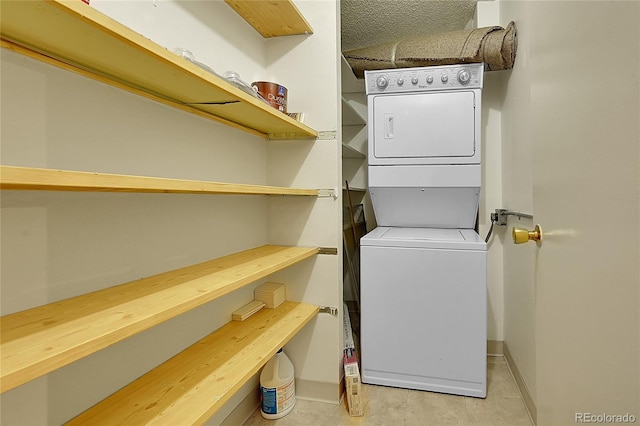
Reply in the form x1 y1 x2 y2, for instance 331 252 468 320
530 2 638 423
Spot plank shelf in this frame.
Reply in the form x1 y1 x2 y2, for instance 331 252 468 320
342 143 366 159
341 96 367 126
342 186 366 192
224 0 313 38
66 301 318 425
0 165 319 196
0 245 319 393
0 0 317 140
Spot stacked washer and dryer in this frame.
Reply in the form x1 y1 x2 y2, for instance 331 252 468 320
360 63 487 398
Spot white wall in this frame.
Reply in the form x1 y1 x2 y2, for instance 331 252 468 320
476 0 506 345
0 0 341 423
493 0 539 403
266 1 343 402
91 0 266 82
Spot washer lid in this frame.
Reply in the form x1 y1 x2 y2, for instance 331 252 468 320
360 227 487 250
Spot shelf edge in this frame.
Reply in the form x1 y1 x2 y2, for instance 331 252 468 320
224 0 313 38
65 301 319 425
0 166 320 196
0 245 319 393
1 0 318 141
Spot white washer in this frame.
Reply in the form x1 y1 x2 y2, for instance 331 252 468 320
361 64 487 398
360 227 487 398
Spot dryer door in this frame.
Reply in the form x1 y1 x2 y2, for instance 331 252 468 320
370 90 478 165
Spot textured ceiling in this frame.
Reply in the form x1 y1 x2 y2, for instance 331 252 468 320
341 0 478 52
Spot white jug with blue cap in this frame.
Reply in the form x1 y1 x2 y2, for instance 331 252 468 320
260 348 296 419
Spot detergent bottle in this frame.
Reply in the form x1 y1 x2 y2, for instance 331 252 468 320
260 348 295 419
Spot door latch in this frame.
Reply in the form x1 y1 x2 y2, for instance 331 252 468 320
512 224 543 246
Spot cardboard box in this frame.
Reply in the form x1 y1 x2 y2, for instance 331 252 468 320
344 349 363 416
343 303 355 351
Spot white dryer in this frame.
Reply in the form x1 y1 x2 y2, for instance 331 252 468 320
366 63 483 228
361 64 487 398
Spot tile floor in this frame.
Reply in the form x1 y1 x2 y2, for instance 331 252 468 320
243 356 533 426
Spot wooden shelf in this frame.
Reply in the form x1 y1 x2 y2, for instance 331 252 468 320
225 0 313 38
340 55 365 94
0 245 319 393
342 98 366 126
0 166 319 196
342 125 367 160
343 186 366 192
342 143 366 159
342 94 367 125
0 1 317 140
66 301 318 425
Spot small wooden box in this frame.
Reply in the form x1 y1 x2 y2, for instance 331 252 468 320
344 350 363 416
254 282 286 308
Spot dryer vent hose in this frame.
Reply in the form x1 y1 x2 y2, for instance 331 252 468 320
484 217 495 243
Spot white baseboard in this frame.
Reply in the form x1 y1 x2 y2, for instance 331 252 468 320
219 378 341 425
487 339 504 356
220 342 525 425
504 342 537 425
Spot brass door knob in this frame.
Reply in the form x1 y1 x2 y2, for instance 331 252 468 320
512 224 543 246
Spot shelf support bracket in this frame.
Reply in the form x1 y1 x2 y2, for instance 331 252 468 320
317 130 337 140
318 188 337 199
319 306 338 316
318 247 338 255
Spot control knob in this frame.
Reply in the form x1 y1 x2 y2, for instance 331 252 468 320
376 75 389 89
411 76 419 85
457 68 471 84
426 75 434 84
397 77 404 86
441 73 448 83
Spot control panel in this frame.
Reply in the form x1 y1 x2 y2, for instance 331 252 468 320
365 63 484 94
